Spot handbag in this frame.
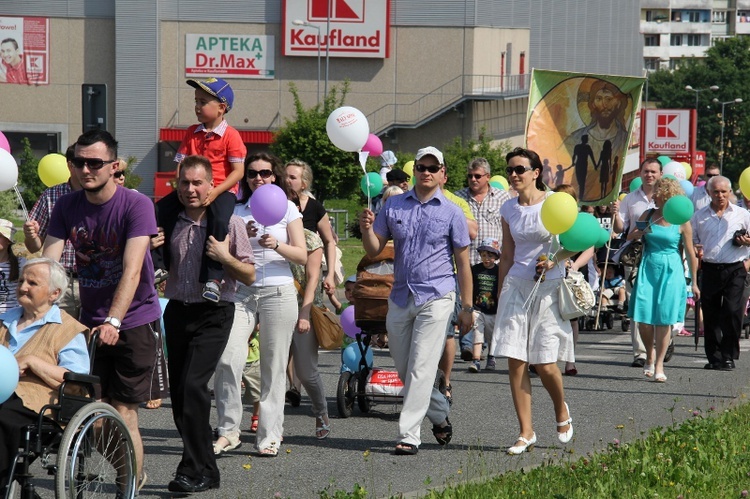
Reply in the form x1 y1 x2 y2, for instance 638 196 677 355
612 239 643 267
310 305 344 350
558 270 596 320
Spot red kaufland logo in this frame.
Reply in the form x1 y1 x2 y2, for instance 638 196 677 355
656 113 679 139
309 0 364 23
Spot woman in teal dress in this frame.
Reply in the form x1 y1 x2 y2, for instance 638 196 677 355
628 178 699 382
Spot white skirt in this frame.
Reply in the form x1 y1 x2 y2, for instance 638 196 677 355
491 275 574 364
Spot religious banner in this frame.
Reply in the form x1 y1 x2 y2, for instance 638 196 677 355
525 69 645 204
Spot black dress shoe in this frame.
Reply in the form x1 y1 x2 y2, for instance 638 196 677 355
631 358 646 368
720 360 736 371
168 473 220 493
704 362 721 370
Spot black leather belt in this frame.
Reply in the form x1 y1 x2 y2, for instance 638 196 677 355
702 261 744 270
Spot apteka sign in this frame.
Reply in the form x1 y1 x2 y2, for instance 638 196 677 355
643 109 690 154
283 0 390 59
186 34 275 79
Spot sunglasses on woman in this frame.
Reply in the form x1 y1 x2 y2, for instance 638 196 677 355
505 165 533 176
247 169 274 179
114 171 126 179
70 157 117 170
415 164 442 173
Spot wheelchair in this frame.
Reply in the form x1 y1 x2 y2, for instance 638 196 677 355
4 333 137 499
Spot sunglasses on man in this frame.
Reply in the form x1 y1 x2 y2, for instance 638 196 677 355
415 164 442 174
467 173 488 180
70 157 117 170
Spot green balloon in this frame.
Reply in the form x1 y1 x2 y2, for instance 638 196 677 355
360 172 383 197
663 195 694 225
595 228 610 249
559 213 601 252
629 177 642 192
490 181 504 190
657 156 671 166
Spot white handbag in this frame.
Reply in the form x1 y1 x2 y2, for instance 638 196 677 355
558 270 596 320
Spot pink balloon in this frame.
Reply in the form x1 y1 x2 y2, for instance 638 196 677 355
340 306 360 338
250 184 288 226
361 134 383 157
0 132 9 154
697 180 706 187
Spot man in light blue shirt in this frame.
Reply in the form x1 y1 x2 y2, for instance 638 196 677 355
360 146 472 455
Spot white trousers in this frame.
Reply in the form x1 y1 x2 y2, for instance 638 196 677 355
385 292 454 447
214 301 255 439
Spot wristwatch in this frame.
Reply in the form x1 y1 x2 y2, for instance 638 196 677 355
104 316 122 330
460 305 473 313
274 241 280 250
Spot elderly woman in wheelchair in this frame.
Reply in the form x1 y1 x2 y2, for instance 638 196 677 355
1 258 137 498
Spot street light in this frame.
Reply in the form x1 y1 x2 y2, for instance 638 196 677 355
293 19 321 105
713 97 743 174
685 84 719 109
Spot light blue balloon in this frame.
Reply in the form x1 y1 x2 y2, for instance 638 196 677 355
159 298 169 333
341 343 374 372
0 345 19 404
679 179 694 197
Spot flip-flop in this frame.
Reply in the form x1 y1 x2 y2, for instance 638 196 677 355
394 442 418 455
249 415 259 433
143 399 162 409
432 418 452 445
257 447 278 457
315 416 331 440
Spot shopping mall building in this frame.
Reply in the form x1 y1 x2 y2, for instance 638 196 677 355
0 0 642 197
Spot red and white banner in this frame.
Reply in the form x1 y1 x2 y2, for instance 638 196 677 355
282 0 390 59
0 16 49 85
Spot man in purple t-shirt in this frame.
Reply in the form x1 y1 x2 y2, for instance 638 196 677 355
44 130 160 488
360 146 473 455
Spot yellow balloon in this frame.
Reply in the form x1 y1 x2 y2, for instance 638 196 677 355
540 192 578 235
402 161 414 179
740 167 750 200
38 153 70 187
618 192 627 201
680 162 692 179
490 175 509 190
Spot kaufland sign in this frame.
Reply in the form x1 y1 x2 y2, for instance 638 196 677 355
283 0 390 58
643 109 691 154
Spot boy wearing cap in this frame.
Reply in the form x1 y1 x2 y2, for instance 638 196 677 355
468 238 500 372
360 145 472 455
154 77 247 303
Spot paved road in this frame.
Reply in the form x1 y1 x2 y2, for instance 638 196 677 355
20 326 750 498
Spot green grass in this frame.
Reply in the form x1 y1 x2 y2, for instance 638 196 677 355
321 401 750 498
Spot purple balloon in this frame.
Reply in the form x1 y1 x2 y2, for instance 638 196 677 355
340 306 360 338
250 184 288 226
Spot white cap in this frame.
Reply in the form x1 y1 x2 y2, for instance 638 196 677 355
380 150 397 167
415 146 444 165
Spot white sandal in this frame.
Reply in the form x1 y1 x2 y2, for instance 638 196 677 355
643 364 655 377
315 416 331 440
507 433 536 455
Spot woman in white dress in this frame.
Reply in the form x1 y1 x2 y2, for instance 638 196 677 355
492 147 576 455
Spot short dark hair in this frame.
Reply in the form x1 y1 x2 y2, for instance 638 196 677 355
505 147 545 191
0 38 19 50
76 130 118 159
180 155 213 181
64 144 76 162
640 157 661 171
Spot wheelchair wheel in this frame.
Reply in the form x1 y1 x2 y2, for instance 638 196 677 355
336 371 355 418
55 402 137 499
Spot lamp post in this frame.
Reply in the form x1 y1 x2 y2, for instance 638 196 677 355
713 97 743 174
685 85 719 109
292 20 321 105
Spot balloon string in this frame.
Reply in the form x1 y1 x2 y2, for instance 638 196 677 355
13 185 28 220
260 225 266 285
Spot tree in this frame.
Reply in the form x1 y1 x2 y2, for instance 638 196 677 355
271 81 362 203
647 37 750 180
442 130 512 191
16 137 46 211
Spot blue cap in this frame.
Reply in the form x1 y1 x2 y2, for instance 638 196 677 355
187 77 234 112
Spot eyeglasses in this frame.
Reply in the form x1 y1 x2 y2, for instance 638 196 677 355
71 157 116 170
114 171 126 179
467 173 488 180
505 165 533 176
247 169 274 179
415 164 442 174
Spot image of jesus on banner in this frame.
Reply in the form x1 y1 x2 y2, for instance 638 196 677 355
525 70 644 204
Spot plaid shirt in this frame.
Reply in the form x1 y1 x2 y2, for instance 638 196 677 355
455 186 511 265
28 182 76 272
163 212 254 303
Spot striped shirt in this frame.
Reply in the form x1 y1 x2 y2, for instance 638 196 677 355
455 187 511 265
28 182 77 272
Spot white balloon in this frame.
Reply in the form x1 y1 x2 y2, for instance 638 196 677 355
663 161 687 180
326 106 370 152
0 149 18 192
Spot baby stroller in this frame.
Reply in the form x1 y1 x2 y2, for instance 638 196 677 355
336 245 447 417
579 260 629 331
